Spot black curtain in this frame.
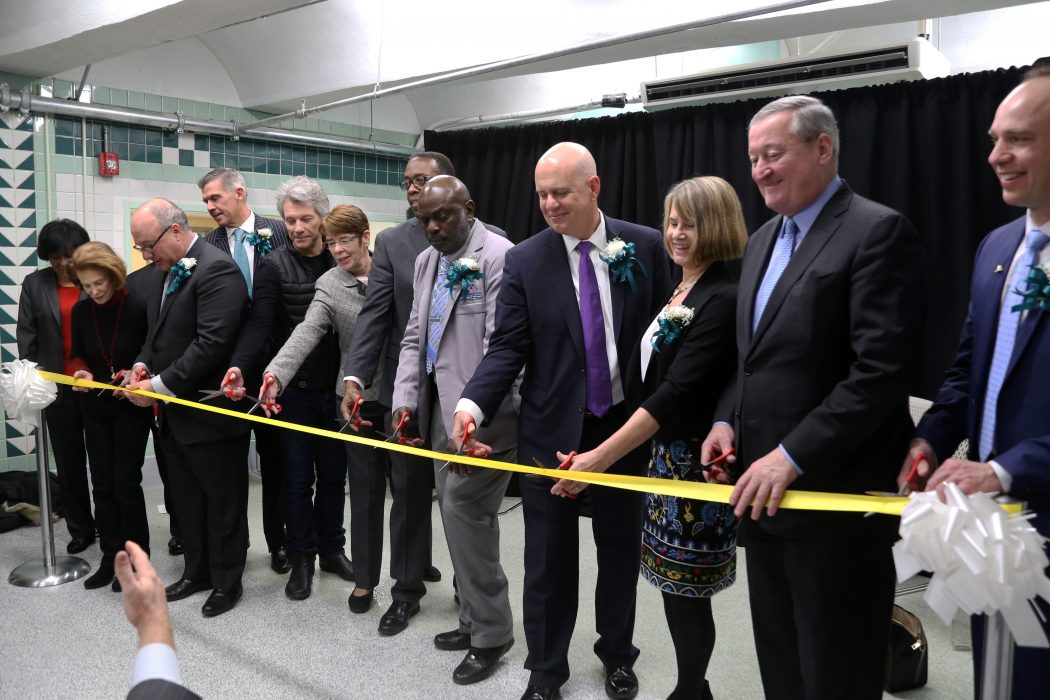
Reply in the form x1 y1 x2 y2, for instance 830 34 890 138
426 67 1024 397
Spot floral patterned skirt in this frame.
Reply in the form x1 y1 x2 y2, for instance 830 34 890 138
641 439 739 598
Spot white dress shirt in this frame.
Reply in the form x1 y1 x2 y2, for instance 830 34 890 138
131 642 183 687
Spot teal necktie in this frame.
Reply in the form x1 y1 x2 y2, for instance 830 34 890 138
233 228 252 298
426 257 453 375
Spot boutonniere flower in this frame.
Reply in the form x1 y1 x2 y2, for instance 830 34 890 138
650 305 694 352
1012 262 1050 313
247 228 273 256
599 237 648 293
166 258 197 295
445 255 483 301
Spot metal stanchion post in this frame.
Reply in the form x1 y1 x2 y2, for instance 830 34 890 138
980 611 1014 700
8 409 90 587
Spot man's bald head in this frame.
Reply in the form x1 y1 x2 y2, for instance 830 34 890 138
534 142 601 239
130 198 193 271
988 73 1050 223
417 175 476 256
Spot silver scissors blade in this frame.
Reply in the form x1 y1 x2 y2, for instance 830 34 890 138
198 388 225 402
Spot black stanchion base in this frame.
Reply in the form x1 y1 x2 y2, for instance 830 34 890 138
8 556 90 588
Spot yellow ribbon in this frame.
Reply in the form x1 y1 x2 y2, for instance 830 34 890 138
39 370 1007 517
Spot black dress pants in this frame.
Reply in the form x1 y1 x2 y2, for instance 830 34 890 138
521 404 644 690
45 385 94 540
345 400 389 590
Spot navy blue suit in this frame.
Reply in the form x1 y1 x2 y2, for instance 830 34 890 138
463 216 670 689
916 215 1050 699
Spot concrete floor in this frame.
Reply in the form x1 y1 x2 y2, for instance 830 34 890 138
0 470 975 699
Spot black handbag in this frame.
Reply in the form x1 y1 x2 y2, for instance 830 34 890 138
884 604 929 692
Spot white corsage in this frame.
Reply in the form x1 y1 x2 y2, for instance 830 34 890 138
248 228 274 256
445 255 483 301
650 305 694 352
167 257 197 295
893 484 1050 647
598 237 648 293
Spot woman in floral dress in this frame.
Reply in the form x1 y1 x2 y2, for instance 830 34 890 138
556 176 746 699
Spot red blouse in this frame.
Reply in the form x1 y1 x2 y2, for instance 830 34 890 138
58 285 80 376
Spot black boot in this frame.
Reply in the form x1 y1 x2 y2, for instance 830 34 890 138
84 557 115 590
285 552 315 600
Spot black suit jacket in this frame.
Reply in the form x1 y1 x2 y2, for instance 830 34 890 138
135 239 250 444
462 216 671 470
724 183 924 538
16 268 86 371
127 679 200 700
203 214 289 273
625 261 737 444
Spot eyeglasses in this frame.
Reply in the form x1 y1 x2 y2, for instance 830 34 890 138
132 224 173 253
324 234 362 249
398 174 431 191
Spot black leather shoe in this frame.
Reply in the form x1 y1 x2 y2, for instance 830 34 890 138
519 685 559 700
378 600 420 636
111 578 122 593
285 553 315 600
319 551 354 581
453 640 514 685
270 546 291 574
83 562 115 590
167 537 184 556
434 629 471 651
165 578 212 601
67 537 94 554
201 586 242 617
423 564 442 582
604 665 639 700
347 588 373 614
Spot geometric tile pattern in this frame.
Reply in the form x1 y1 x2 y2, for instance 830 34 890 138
0 111 41 463
55 116 409 186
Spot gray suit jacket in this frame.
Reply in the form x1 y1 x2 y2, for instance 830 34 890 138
392 220 518 452
16 268 85 371
127 679 200 700
266 266 382 401
344 216 506 407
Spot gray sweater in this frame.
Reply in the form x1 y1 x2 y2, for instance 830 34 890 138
266 266 382 400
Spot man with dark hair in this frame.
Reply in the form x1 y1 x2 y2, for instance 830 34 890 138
341 152 505 637
904 64 1050 699
125 198 251 618
198 167 290 575
17 219 94 553
702 95 924 700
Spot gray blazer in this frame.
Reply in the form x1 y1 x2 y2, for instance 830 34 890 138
127 679 200 700
266 266 382 400
344 216 506 406
16 267 85 371
392 220 518 452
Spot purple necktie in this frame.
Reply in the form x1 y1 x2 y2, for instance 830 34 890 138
576 241 613 417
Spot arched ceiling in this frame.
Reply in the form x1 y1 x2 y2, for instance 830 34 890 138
0 0 1043 136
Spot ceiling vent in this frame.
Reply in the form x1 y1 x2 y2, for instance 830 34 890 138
642 37 950 109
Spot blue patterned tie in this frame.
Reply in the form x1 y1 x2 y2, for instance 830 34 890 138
232 228 252 297
753 217 799 333
577 241 613 417
979 228 1048 460
426 257 453 375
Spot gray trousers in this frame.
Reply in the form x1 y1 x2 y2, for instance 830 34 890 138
431 408 514 648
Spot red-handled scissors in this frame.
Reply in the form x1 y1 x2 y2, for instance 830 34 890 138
335 395 365 432
439 419 479 472
375 411 416 447
533 451 579 499
899 454 927 496
199 371 239 402
248 375 281 416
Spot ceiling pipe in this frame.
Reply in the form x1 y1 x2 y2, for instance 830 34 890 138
0 87 416 158
241 0 828 132
418 94 640 147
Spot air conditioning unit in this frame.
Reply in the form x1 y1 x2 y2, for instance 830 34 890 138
641 37 950 110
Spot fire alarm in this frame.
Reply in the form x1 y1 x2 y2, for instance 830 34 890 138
98 151 119 177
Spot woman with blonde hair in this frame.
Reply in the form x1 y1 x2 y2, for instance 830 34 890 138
69 242 152 590
553 176 746 699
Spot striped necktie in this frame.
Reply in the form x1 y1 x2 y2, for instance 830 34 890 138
232 228 252 298
425 257 453 375
753 217 798 333
978 228 1048 460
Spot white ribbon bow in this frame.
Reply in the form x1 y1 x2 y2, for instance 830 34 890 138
0 360 58 426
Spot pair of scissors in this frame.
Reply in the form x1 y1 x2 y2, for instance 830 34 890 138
862 454 928 517
375 411 416 446
198 371 239 402
674 448 735 482
439 419 479 472
97 370 127 396
533 451 579 499
247 374 281 416
334 395 365 433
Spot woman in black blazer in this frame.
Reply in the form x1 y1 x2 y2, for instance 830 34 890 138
15 219 94 552
554 177 746 700
69 243 152 590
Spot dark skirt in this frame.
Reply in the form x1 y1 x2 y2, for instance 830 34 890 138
640 438 738 597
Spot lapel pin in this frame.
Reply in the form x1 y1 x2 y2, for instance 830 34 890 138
994 264 1004 274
